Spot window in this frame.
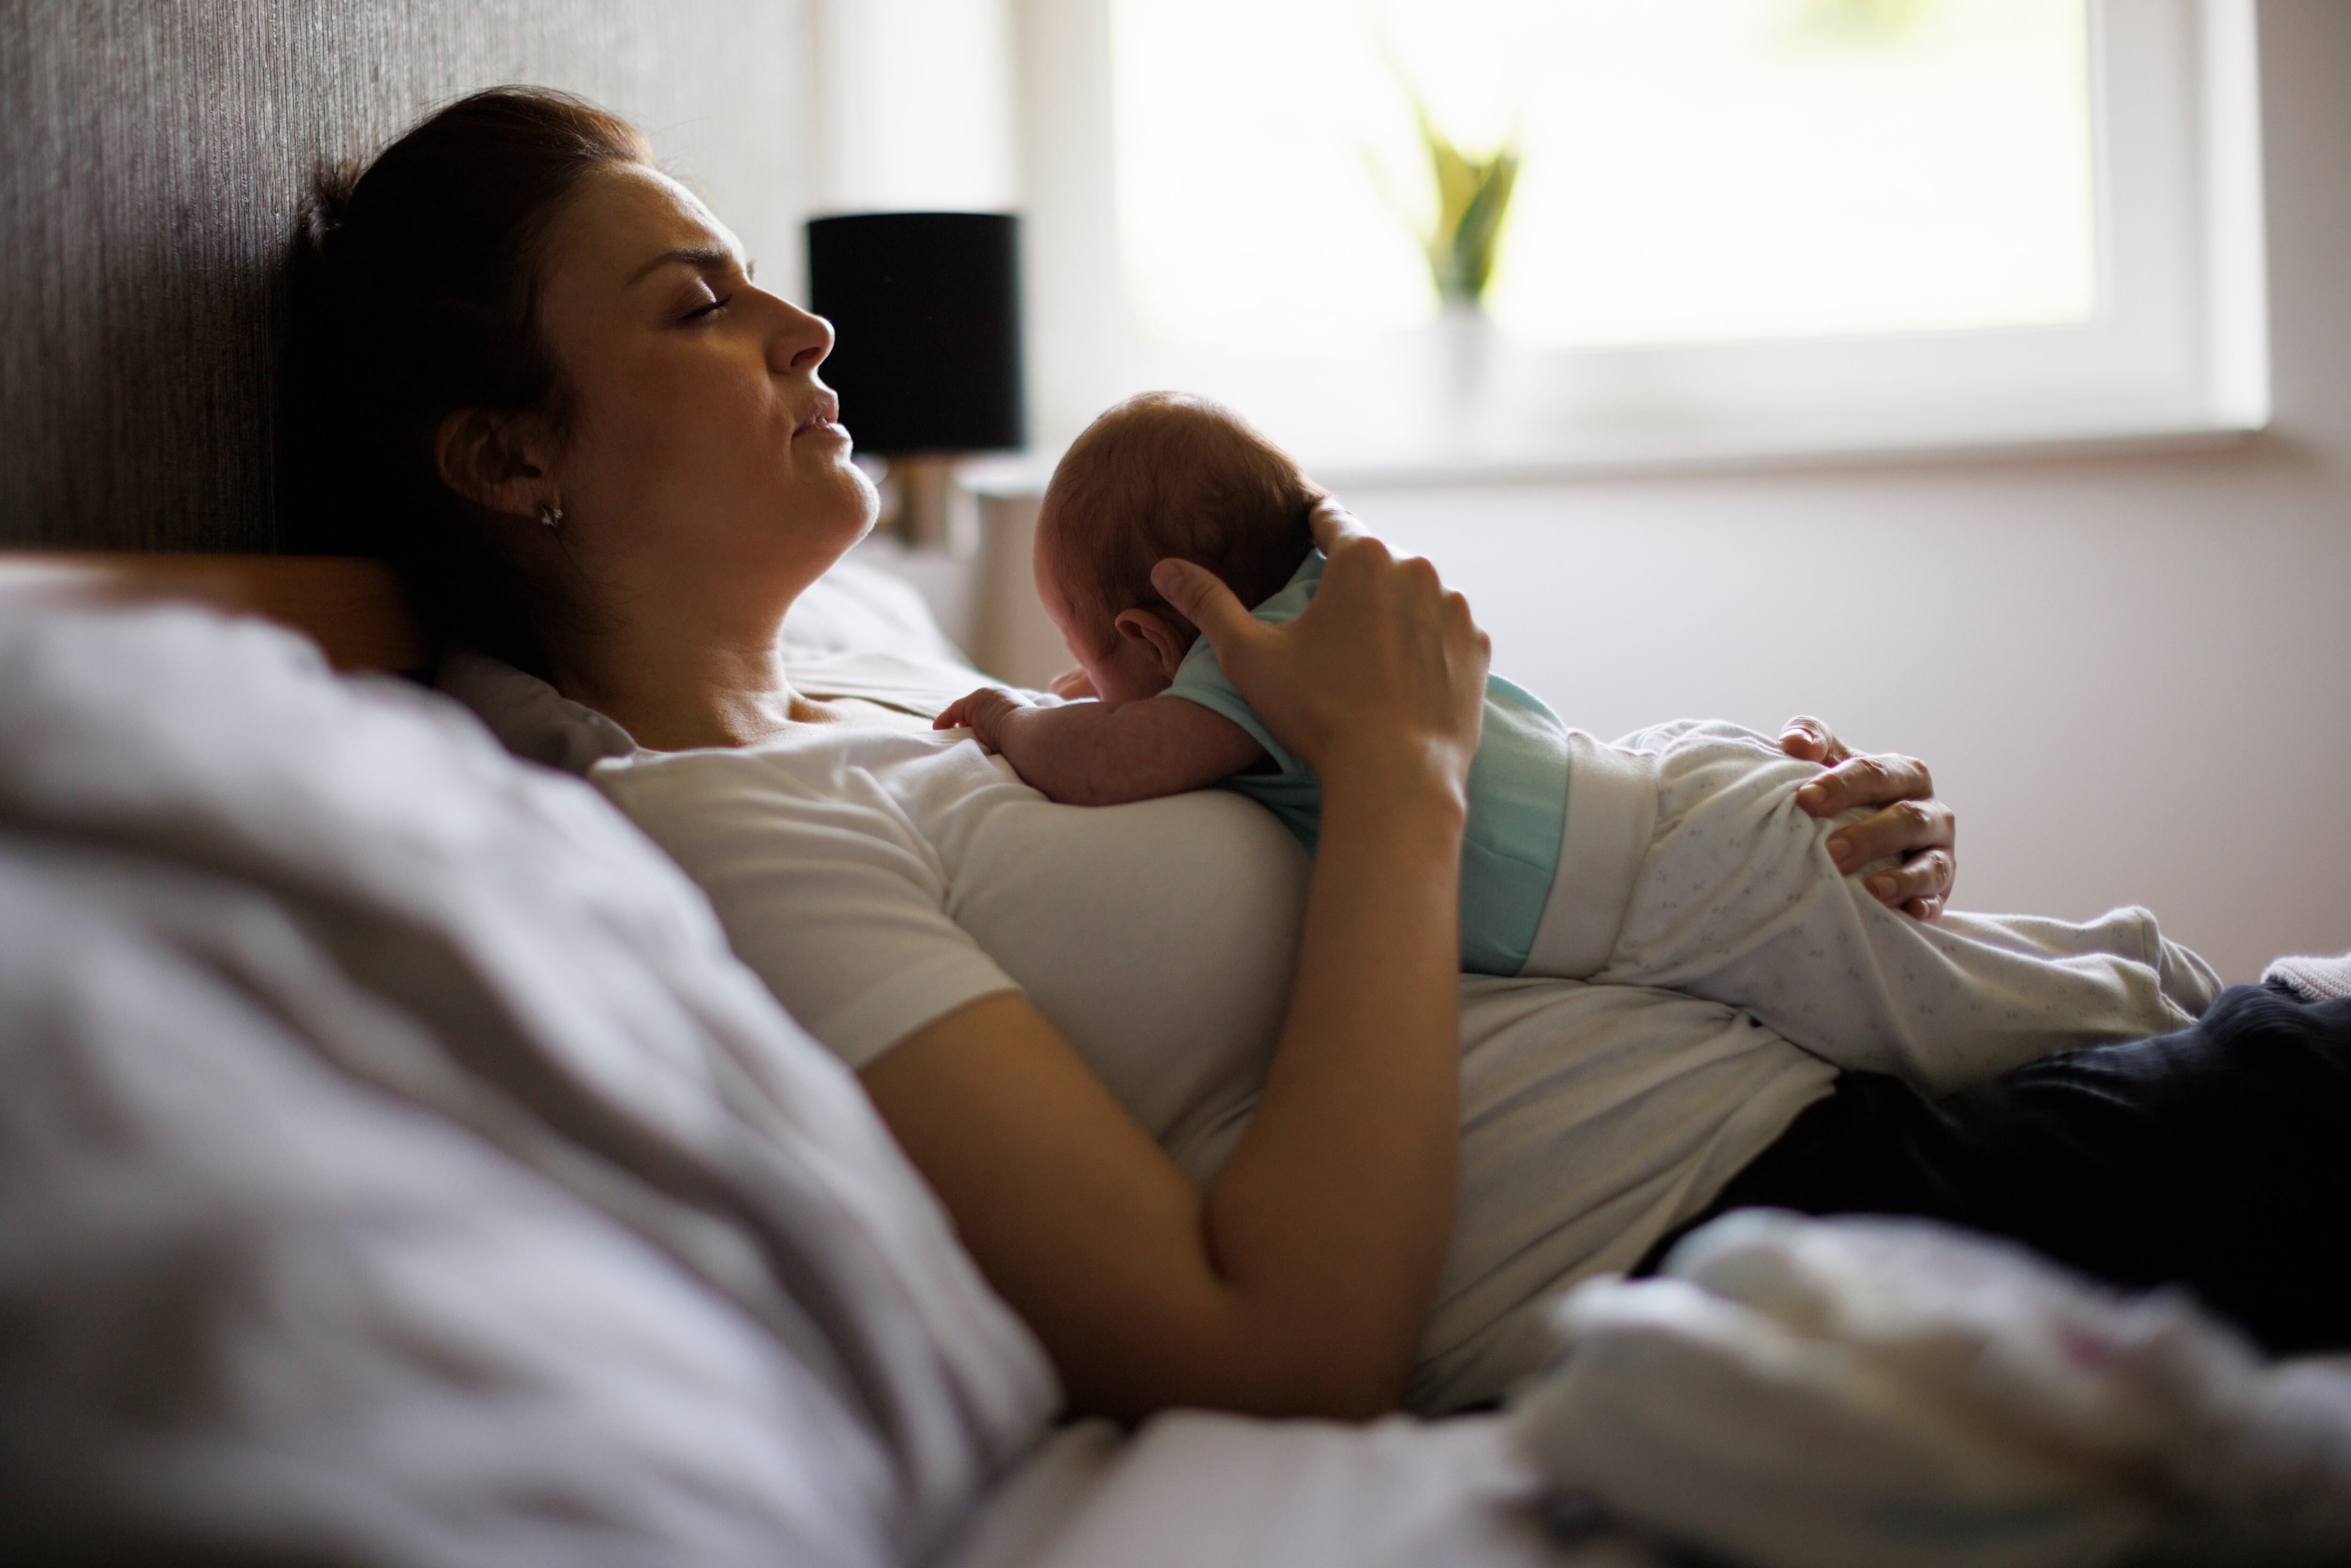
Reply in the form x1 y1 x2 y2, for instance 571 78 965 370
1015 0 2268 473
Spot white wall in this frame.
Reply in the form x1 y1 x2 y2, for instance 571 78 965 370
940 0 2351 983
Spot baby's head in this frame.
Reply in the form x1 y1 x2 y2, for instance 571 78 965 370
1036 392 1324 706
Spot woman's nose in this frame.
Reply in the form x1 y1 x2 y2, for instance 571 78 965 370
769 300 834 376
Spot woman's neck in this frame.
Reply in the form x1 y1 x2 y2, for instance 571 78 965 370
545 613 822 751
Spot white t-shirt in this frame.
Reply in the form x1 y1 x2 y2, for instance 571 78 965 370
438 564 1839 1412
579 657 1838 1413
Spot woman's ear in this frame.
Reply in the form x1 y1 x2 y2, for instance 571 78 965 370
434 407 556 519
1112 607 1196 680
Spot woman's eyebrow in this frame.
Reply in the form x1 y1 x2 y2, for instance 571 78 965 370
624 244 743 288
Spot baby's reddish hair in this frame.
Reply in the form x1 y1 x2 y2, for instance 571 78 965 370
1040 392 1324 643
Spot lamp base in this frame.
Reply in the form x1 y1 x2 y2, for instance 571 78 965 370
876 455 980 558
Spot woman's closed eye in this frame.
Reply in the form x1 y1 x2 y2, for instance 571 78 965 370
680 291 733 323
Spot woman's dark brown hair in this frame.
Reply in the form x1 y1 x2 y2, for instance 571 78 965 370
281 87 652 669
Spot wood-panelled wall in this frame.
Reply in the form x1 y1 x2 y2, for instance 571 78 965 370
0 0 813 551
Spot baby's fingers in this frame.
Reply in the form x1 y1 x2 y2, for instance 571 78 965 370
935 692 980 731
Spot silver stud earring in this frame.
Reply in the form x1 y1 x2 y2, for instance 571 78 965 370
539 503 563 530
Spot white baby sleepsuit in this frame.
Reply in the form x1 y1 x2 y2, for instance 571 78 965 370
1166 556 2221 1095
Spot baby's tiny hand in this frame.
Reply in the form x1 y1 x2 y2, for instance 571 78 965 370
1047 665 1098 700
935 685 1034 754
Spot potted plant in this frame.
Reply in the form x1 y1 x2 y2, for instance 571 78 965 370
1405 94 1519 454
1417 97 1520 314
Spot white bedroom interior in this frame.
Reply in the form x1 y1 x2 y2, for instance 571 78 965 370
7 4 2351 1562
817 0 2350 984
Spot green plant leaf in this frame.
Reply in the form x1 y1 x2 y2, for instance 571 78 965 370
1390 56 1524 307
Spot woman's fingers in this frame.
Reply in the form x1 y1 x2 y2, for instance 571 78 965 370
1152 558 1258 653
1863 846 1957 916
1782 721 1957 918
1837 797 1957 906
1160 513 1486 790
1778 715 1851 768
1833 793 1954 868
1794 749 1933 820
1305 496 1368 556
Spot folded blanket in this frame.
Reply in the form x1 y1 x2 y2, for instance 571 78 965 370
2266 952 2351 1002
0 603 1057 1565
1511 1210 2351 1568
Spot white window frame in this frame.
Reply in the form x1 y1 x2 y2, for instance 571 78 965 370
1010 0 2269 479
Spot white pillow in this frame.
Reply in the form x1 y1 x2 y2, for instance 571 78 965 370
781 557 969 663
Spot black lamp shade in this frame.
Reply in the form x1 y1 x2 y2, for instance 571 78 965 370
806 212 1025 455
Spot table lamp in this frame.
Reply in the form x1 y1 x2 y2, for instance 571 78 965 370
806 212 1025 555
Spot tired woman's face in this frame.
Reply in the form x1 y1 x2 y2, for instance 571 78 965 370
528 163 876 622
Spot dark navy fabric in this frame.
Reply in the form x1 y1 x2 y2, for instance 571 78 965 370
1640 983 2351 1355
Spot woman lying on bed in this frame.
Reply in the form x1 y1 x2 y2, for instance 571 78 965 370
290 87 2350 1421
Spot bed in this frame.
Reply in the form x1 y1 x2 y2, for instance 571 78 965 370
6 554 2348 1568
0 553 1594 1568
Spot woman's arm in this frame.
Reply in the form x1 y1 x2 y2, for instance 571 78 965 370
862 506 1485 1422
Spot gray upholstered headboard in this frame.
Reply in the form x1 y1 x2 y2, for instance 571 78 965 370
0 0 813 553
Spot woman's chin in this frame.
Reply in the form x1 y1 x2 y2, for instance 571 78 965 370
799 461 881 556
839 461 882 542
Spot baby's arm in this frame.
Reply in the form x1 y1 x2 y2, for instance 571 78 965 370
935 686 1268 806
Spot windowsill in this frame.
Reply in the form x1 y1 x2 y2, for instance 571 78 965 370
959 410 2265 499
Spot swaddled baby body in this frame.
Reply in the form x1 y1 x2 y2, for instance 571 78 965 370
938 392 2220 1091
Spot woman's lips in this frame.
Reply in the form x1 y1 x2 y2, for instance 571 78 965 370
794 393 844 438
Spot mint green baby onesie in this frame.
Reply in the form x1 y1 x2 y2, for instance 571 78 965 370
1161 550 1573 975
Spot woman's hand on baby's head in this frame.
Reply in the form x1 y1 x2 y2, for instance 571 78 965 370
1150 501 1488 804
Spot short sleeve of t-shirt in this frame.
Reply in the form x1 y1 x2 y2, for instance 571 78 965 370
589 742 1021 1069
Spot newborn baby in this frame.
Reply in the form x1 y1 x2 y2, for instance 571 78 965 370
938 391 2219 1091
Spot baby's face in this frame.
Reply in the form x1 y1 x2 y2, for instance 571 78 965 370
1033 526 1177 708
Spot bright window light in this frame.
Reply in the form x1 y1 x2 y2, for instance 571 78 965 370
1019 0 2264 468
1112 0 2097 354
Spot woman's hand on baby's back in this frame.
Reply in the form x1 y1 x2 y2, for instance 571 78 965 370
1780 716 1957 921
1150 501 1489 807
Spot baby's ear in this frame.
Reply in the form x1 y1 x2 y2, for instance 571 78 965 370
1113 607 1195 680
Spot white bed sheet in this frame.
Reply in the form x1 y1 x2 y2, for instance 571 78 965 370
948 1412 1640 1568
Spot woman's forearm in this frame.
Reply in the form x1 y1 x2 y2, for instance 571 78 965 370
869 516 1485 1424
1199 758 1467 1416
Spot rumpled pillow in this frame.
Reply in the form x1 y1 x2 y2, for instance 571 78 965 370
777 553 970 663
0 600 1057 1567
